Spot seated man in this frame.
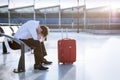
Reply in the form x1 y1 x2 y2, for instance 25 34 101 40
13 20 52 70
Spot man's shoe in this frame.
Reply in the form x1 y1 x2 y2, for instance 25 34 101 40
42 59 52 64
43 61 52 64
34 64 48 70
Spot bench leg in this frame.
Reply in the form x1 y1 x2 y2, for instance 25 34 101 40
2 42 9 54
13 44 25 73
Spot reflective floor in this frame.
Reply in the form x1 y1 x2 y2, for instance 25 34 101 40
0 32 120 80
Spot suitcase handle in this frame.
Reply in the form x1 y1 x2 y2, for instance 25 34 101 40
61 28 68 39
63 38 71 40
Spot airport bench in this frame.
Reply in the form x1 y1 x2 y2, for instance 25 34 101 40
0 26 31 73
0 33 31 73
0 25 19 54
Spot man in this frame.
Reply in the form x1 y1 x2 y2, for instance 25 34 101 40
14 20 52 70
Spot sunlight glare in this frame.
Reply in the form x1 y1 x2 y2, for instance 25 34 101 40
110 3 120 10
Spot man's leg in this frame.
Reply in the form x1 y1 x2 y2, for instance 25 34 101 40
40 42 47 56
21 38 48 70
40 42 52 64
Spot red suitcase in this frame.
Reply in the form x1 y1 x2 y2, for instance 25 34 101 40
58 38 76 64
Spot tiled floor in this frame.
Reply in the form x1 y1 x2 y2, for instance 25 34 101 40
0 32 120 80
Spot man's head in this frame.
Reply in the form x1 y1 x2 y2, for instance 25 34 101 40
37 25 49 37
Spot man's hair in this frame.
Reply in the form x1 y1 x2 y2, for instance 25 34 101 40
40 26 49 37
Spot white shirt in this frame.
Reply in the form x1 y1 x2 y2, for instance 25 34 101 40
14 20 40 40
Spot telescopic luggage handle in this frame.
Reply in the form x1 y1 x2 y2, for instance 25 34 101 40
61 28 68 39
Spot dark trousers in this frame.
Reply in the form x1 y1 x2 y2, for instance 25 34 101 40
21 38 47 65
40 42 47 57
